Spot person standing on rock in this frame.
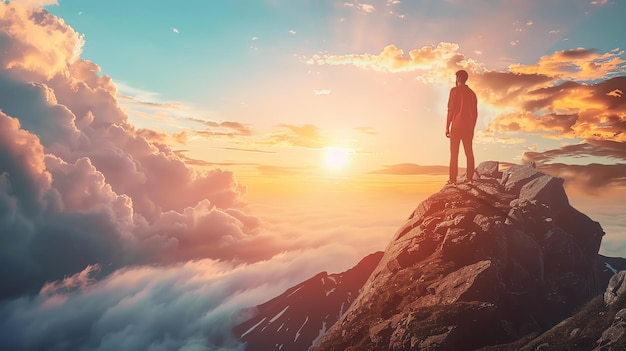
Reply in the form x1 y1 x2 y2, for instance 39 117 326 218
446 69 478 185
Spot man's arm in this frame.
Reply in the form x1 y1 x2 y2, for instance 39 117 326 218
471 90 478 129
446 88 455 138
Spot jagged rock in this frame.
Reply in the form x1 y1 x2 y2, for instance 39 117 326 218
605 271 626 306
485 270 626 351
312 161 607 351
594 308 626 351
232 252 383 351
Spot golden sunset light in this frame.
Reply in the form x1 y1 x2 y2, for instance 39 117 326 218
323 147 351 171
1 0 625 350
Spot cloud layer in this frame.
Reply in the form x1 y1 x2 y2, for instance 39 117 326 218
0 2 266 301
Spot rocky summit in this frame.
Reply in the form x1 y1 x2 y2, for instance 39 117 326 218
234 161 626 351
311 161 611 351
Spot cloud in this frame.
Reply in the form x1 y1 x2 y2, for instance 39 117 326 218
472 50 626 187
0 2 82 79
607 89 623 97
344 2 376 13
0 248 357 351
174 150 259 167
8 0 57 9
369 163 457 175
257 165 307 177
523 140 626 163
354 126 377 135
482 76 626 143
508 48 625 81
536 162 626 195
306 42 483 82
187 117 253 136
218 147 277 154
261 124 328 149
172 27 180 34
0 2 284 301
313 89 331 95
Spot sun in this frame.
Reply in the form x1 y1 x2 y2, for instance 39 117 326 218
323 147 351 171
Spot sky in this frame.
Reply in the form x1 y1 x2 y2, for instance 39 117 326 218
0 0 625 350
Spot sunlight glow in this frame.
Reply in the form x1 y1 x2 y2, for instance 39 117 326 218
324 147 351 171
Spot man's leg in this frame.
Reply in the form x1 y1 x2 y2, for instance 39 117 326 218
449 130 461 183
461 131 475 182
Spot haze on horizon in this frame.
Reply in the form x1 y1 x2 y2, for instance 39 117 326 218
0 1 625 350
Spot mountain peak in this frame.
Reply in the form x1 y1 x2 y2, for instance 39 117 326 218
312 161 607 350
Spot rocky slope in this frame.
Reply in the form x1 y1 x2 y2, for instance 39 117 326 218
311 161 611 351
233 252 383 351
478 269 626 351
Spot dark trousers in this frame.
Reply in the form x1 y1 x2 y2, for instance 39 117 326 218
449 128 474 183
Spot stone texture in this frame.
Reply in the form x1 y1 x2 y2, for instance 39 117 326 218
312 161 607 351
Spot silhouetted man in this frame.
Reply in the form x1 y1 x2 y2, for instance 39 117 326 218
446 69 477 185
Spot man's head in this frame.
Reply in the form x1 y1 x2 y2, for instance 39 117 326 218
455 70 468 85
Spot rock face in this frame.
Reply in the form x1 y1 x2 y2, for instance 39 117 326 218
312 161 607 351
233 252 383 351
482 268 626 351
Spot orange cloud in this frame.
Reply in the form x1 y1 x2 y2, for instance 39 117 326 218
508 48 625 81
0 2 83 79
483 76 626 144
306 42 482 82
187 117 253 136
261 124 328 149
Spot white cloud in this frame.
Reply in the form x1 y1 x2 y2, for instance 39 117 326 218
313 89 331 95
344 2 376 13
0 248 353 351
172 27 180 34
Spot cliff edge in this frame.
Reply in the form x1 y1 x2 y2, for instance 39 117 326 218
312 161 606 351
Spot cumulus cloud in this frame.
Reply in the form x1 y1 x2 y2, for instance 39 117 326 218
477 51 626 192
0 2 276 302
0 2 82 79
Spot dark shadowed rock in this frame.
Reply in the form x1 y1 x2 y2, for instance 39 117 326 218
478 269 626 351
233 252 383 351
311 161 608 351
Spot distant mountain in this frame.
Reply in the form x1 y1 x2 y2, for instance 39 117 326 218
235 161 626 350
233 251 383 351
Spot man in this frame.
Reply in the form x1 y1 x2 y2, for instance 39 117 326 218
445 69 478 185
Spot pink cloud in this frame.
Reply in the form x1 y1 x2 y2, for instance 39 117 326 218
0 2 272 301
